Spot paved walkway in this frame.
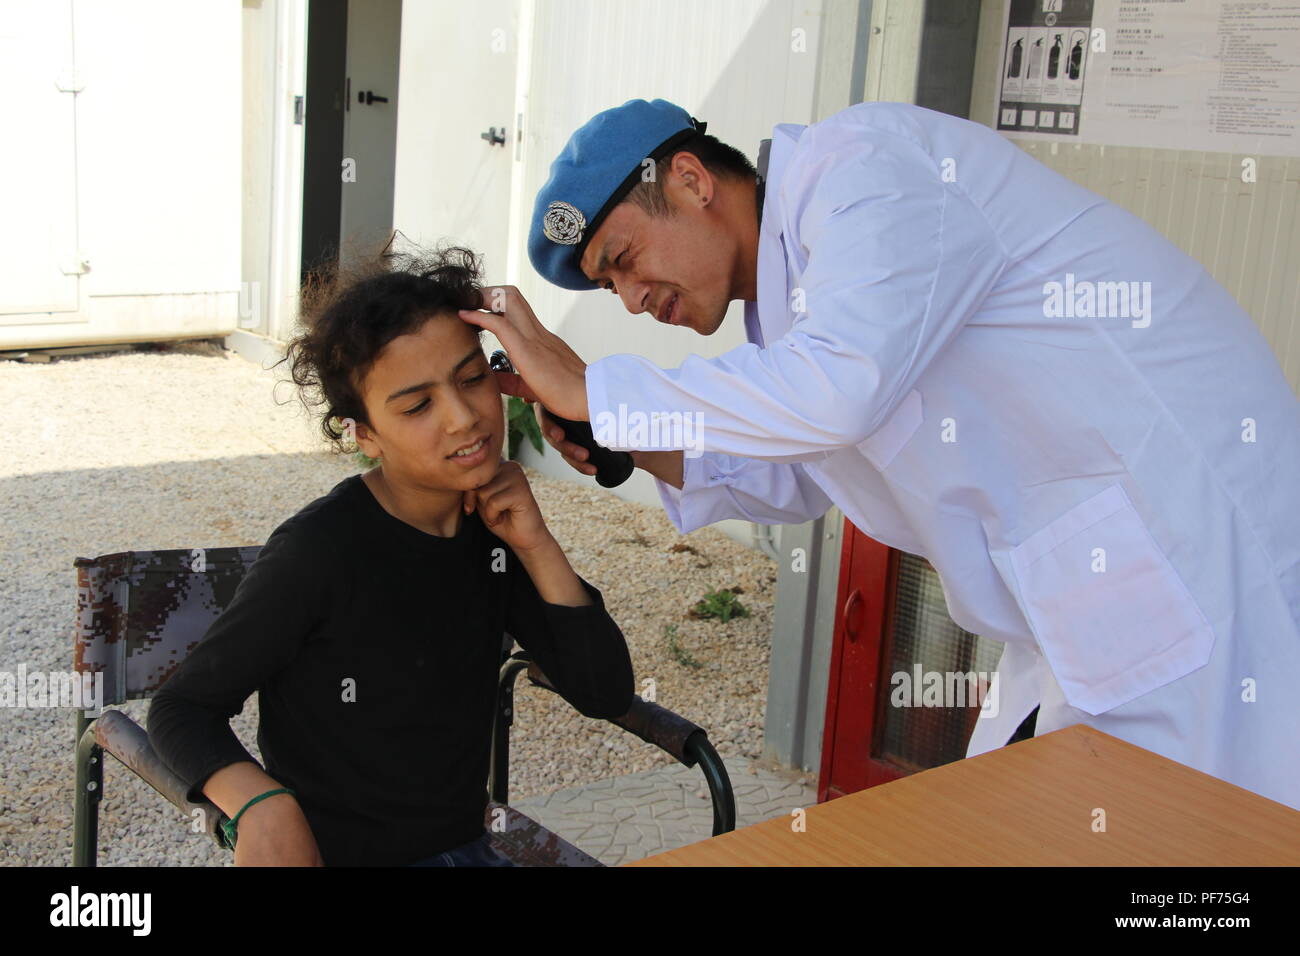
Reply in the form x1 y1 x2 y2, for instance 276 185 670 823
510 756 818 865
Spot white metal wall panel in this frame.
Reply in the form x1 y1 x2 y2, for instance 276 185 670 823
971 0 1300 393
0 0 80 318
392 0 518 278
505 0 825 523
241 0 279 338
0 0 242 349
514 0 822 365
72 0 240 296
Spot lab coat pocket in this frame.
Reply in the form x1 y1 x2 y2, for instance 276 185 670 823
855 389 923 470
1008 483 1215 716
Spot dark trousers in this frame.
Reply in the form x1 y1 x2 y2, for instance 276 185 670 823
1007 705 1040 744
407 831 515 867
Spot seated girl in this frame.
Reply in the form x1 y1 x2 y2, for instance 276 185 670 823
148 244 635 866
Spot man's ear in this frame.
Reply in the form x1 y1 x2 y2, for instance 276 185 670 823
670 151 711 205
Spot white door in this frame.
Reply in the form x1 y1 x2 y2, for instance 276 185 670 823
0 0 80 318
390 0 519 276
339 0 402 266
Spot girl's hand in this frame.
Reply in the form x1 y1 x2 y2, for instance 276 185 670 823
232 796 324 867
462 461 553 554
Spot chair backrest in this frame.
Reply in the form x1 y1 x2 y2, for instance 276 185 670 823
73 547 262 704
74 545 521 705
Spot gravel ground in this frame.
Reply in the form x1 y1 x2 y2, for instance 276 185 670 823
0 339 777 866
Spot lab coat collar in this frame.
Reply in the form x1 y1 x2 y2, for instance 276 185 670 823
744 122 806 349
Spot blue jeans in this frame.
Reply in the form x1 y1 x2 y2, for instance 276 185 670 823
408 831 515 867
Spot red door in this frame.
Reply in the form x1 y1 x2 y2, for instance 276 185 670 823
818 520 1001 802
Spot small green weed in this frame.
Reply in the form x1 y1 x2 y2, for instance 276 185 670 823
690 587 749 624
664 623 702 669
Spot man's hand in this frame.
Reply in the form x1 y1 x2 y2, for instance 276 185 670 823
536 404 599 478
462 460 554 555
458 285 590 422
536 404 684 487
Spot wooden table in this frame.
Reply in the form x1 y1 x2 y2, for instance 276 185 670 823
627 724 1300 866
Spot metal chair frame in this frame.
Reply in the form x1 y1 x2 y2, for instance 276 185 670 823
71 545 735 867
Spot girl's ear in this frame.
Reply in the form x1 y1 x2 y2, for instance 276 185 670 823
353 420 381 460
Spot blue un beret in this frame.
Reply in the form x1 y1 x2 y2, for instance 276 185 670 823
528 98 706 291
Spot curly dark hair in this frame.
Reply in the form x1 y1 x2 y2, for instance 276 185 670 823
274 238 486 454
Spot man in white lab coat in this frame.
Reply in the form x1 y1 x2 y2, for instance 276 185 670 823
459 98 1300 811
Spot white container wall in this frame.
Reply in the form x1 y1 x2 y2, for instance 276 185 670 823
0 0 242 350
390 0 830 541
971 0 1300 394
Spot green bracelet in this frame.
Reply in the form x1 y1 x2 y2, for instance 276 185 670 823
220 787 295 850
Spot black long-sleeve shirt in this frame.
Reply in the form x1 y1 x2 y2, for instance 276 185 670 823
147 473 634 866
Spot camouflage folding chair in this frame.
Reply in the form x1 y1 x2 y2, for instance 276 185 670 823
72 546 736 867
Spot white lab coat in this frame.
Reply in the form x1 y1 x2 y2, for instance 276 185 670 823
584 102 1300 810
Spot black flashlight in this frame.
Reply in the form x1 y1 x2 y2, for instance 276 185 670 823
490 349 635 488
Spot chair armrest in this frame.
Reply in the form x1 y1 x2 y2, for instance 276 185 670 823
524 658 704 763
83 709 228 847
521 657 737 834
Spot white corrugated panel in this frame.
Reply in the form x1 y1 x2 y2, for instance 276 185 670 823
0 0 241 349
971 0 1300 393
0 0 80 319
506 0 825 520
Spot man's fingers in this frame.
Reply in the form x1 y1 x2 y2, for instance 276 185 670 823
458 308 502 337
545 426 592 463
460 285 547 339
535 405 559 447
562 452 598 476
535 403 594 473
535 405 589 460
463 284 514 312
477 284 513 314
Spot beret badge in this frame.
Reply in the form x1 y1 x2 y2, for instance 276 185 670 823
543 200 586 245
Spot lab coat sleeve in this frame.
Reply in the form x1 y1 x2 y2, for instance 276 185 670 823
654 451 834 534
584 125 1010 461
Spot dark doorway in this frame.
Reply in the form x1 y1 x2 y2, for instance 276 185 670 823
300 0 347 285
917 0 982 119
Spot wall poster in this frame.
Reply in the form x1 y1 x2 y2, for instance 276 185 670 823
995 0 1300 156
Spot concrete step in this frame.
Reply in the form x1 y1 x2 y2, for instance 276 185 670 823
509 756 818 865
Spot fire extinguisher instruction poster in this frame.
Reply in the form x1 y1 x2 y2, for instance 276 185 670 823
995 0 1300 156
998 0 1094 137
